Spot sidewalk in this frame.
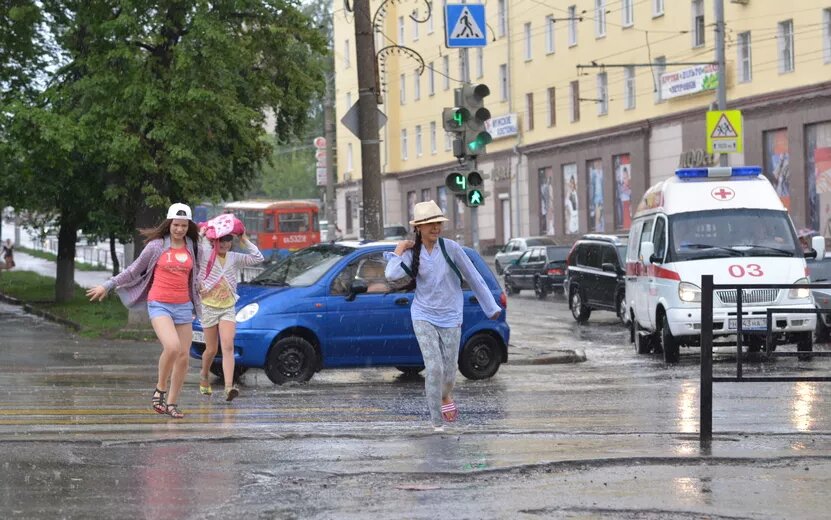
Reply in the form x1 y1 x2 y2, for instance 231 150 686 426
5 251 111 289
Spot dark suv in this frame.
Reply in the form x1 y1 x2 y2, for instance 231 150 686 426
503 245 571 299
564 234 627 324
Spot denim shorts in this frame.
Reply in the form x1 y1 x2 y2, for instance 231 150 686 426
147 301 194 324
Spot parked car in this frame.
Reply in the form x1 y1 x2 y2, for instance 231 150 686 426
808 256 831 342
504 245 571 299
494 236 558 274
563 234 627 324
190 241 510 384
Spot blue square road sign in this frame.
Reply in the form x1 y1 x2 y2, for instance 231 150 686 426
445 4 487 48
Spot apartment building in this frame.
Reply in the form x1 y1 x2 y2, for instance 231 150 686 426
333 0 831 246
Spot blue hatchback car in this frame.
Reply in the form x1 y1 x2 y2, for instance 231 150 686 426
190 241 510 384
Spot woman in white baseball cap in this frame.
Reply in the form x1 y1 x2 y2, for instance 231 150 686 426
384 200 502 432
87 202 201 419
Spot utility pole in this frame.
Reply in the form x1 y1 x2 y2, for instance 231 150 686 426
353 0 383 240
323 74 337 241
714 0 728 166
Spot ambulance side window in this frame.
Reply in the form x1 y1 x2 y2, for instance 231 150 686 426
638 219 654 261
627 222 643 263
652 217 667 262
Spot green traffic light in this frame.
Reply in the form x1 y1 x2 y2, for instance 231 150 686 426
467 189 484 206
453 110 464 127
467 131 493 153
445 172 467 193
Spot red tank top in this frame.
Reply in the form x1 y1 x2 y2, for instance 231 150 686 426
147 247 193 304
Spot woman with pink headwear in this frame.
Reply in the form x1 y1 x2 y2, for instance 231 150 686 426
197 213 264 401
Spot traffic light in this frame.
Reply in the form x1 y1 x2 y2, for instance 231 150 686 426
460 84 492 157
466 170 484 207
445 172 467 193
442 107 468 133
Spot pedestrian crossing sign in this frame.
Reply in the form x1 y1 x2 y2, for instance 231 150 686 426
445 4 487 48
706 110 743 154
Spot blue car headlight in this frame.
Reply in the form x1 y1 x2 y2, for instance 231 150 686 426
236 303 259 323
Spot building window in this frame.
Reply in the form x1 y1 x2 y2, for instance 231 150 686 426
624 66 635 109
568 5 578 46
548 87 556 127
430 122 437 154
570 80 580 122
415 125 423 157
414 71 420 101
437 186 447 215
499 64 509 101
653 0 664 17
778 19 794 73
428 10 434 34
597 72 608 116
524 22 532 60
428 62 435 95
442 56 450 90
476 48 484 78
595 0 606 38
653 55 666 103
399 73 406 104
421 188 431 202
825 8 831 63
692 0 705 47
346 143 353 171
412 10 419 40
401 129 408 160
407 191 416 224
545 15 555 53
398 16 405 42
345 92 352 112
344 39 350 68
737 31 752 83
526 93 535 131
445 131 452 151
498 0 507 37
622 0 634 27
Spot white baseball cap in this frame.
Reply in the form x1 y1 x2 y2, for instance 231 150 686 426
166 203 193 221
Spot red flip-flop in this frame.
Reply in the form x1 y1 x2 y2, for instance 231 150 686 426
441 401 458 422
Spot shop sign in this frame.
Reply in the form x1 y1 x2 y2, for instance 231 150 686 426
660 64 719 100
484 113 518 139
678 148 716 168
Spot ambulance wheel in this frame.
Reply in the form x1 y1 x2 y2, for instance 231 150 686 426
569 288 591 324
634 324 652 355
796 332 813 362
660 314 680 363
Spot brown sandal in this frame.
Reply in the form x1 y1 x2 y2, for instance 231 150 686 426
165 403 184 419
152 388 167 414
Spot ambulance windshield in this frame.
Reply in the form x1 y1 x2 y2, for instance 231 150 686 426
670 209 800 261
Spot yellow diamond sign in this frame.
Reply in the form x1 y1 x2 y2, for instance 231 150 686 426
706 110 743 154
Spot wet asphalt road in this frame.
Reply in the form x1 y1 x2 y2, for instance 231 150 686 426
2 291 831 519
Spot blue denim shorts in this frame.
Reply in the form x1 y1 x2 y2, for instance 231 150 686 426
147 301 194 324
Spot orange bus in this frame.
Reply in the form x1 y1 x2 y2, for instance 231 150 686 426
223 200 320 258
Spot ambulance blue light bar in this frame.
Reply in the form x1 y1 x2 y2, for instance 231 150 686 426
675 166 762 179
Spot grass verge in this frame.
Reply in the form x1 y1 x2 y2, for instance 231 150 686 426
0 270 156 341
17 246 112 272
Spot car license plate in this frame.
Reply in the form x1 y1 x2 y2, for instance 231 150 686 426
728 318 767 331
192 330 205 344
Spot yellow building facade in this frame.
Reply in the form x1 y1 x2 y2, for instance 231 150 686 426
333 0 831 246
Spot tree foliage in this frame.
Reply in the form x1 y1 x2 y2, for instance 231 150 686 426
1 1 326 301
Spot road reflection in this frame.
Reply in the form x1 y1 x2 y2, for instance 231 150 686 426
791 381 817 433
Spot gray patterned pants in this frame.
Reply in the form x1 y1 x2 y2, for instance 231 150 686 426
412 320 462 427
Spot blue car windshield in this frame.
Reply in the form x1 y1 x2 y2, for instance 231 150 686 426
250 245 353 287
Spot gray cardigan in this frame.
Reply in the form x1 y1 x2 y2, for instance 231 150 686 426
103 236 201 316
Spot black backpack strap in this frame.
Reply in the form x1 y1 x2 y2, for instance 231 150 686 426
400 261 415 278
439 238 463 285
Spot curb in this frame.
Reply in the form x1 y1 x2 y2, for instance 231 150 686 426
0 292 82 331
508 348 586 365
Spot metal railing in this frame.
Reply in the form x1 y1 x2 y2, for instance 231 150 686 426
700 274 831 444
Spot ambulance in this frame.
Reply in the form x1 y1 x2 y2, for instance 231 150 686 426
625 166 825 363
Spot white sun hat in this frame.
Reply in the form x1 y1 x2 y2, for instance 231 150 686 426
166 203 193 221
409 200 449 227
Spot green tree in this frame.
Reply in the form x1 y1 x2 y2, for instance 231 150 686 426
2 1 326 302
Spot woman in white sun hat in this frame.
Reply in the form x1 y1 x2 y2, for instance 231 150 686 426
385 200 502 432
87 203 201 419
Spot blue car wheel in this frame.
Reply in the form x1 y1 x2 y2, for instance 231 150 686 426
265 336 318 385
458 333 502 380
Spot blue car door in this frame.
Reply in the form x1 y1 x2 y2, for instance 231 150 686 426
322 252 419 366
